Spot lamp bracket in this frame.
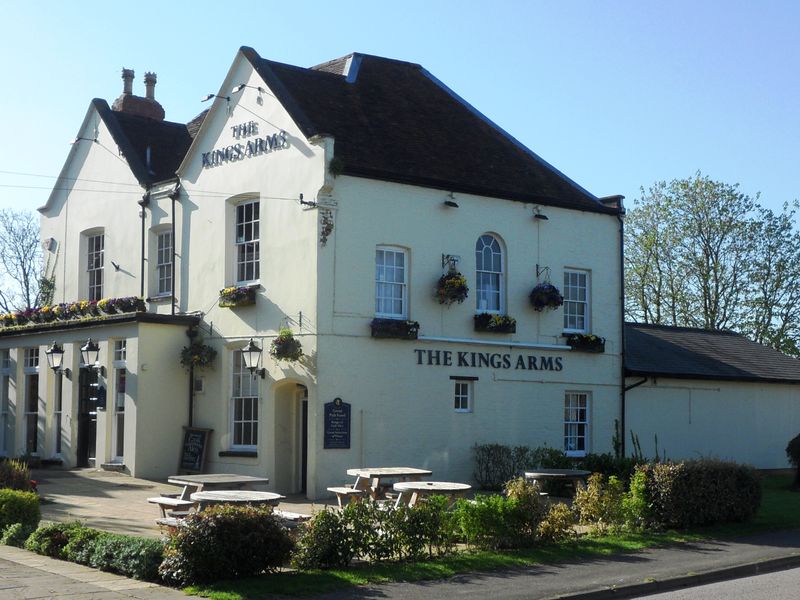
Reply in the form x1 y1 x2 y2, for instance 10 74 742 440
442 254 460 272
536 264 551 280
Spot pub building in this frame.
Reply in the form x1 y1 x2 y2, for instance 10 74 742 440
0 48 797 499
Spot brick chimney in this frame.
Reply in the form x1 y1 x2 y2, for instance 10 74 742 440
111 68 165 121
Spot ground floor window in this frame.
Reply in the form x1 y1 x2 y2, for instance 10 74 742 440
25 373 39 455
451 377 476 413
0 372 9 456
232 350 258 448
54 374 63 455
564 392 589 456
114 368 126 459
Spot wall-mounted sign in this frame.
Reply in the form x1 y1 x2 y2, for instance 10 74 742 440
202 120 289 168
324 397 351 449
414 348 564 371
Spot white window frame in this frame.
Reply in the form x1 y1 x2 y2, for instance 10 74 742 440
231 350 259 450
23 348 40 456
564 392 590 457
0 350 10 456
563 269 590 333
156 231 173 296
452 379 474 413
375 246 408 319
475 234 504 314
235 200 260 284
112 340 127 461
87 233 104 301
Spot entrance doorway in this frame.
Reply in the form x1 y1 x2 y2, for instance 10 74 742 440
77 369 97 467
273 383 308 494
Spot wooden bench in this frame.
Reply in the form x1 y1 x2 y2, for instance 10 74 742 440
147 496 197 518
327 486 367 508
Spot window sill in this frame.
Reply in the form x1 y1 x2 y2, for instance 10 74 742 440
147 295 174 303
218 450 257 458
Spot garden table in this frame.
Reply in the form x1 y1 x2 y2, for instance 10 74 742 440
190 490 284 511
524 469 592 494
344 467 433 500
167 473 269 500
393 481 472 508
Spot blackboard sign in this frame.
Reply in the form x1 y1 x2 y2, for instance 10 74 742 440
179 427 212 473
324 398 351 449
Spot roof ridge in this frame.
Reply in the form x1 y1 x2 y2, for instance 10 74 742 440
625 322 741 337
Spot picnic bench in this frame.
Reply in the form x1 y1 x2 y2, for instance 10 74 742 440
147 496 197 519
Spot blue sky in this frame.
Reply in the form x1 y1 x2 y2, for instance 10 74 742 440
1 0 797 217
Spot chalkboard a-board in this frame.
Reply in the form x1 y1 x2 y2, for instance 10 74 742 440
179 427 212 474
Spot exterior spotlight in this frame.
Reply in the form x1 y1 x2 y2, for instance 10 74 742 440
443 200 459 208
231 83 269 95
45 341 65 372
201 93 230 103
80 338 100 369
241 338 266 379
534 213 549 221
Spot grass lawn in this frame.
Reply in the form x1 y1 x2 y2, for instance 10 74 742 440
185 475 800 599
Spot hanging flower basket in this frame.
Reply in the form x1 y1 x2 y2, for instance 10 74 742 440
474 313 517 333
180 342 217 370
370 318 420 340
529 283 564 312
219 285 257 308
435 271 469 305
270 328 304 361
565 333 605 353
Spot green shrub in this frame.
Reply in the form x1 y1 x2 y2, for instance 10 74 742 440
578 453 641 484
473 444 535 490
504 477 548 541
573 473 625 533
1 522 35 547
343 499 403 562
292 508 353 570
786 434 800 486
25 522 83 558
0 458 32 491
159 505 293 586
394 495 457 560
90 534 163 581
537 502 576 543
639 460 761 529
453 494 533 549
0 488 40 533
622 468 650 530
64 526 107 565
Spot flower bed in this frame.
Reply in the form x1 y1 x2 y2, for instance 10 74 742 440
474 313 516 333
0 297 145 330
219 285 257 308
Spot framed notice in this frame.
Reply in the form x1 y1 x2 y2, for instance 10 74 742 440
179 427 212 474
324 398 351 449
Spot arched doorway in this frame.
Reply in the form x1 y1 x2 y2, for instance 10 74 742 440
273 382 308 494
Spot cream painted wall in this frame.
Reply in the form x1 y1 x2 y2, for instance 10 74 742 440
626 378 800 468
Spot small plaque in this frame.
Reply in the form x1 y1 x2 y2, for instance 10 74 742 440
324 398 351 449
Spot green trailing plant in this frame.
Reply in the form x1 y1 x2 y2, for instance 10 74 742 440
1 521 34 547
786 433 800 487
89 534 164 581
179 341 217 370
529 282 564 311
269 328 303 361
370 318 420 340
435 271 469 305
159 505 293 586
473 313 516 333
0 488 40 534
25 522 82 558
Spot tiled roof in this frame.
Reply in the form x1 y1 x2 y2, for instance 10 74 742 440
624 322 800 384
243 47 618 215
93 99 192 185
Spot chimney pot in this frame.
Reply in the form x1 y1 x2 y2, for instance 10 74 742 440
144 72 157 100
121 68 134 95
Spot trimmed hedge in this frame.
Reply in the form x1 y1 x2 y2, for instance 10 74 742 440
638 460 761 528
159 505 293 586
0 488 40 533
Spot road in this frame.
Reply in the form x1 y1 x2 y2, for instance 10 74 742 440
644 567 800 599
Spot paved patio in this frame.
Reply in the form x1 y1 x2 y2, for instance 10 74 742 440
33 467 334 538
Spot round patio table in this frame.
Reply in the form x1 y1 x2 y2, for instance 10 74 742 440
524 469 592 494
190 490 285 510
393 481 472 507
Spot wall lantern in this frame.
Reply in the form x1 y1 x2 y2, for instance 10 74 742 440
45 341 65 372
241 338 266 379
80 338 100 370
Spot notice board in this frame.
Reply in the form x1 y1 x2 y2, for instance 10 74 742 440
179 427 212 473
324 398 351 449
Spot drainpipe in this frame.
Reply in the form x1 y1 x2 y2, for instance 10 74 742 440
168 184 180 316
138 190 151 298
618 212 626 456
186 326 197 427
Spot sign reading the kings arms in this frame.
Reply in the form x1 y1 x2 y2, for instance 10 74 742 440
202 120 288 168
414 348 563 371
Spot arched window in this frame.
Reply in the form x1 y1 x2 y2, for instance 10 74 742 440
475 234 503 313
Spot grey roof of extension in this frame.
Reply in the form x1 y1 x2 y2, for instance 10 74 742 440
624 322 800 384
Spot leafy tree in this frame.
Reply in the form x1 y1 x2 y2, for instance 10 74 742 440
625 172 800 356
0 209 45 312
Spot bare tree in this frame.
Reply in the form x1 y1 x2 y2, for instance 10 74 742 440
0 209 43 312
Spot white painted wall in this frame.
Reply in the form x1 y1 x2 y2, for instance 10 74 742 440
626 378 800 468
